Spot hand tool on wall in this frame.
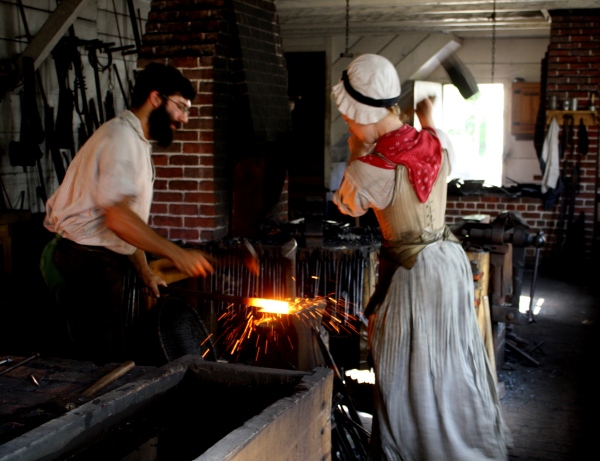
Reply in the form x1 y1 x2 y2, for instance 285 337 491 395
555 115 574 252
8 57 47 206
88 98 100 131
104 67 116 120
67 30 94 142
51 38 78 161
126 0 143 52
14 0 71 188
112 63 130 109
87 42 115 124
110 0 136 101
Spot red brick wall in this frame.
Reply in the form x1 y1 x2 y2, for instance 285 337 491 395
448 9 600 265
446 196 561 261
137 0 290 243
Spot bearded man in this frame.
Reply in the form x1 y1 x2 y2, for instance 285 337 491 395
40 63 214 365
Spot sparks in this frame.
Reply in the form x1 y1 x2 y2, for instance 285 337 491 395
214 294 362 364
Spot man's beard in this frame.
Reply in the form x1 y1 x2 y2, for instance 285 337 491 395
148 104 174 147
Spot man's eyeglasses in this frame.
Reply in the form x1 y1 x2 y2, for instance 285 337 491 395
161 94 190 116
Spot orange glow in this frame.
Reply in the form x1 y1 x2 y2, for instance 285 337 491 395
215 295 361 362
248 298 290 314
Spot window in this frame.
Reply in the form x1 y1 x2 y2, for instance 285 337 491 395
441 83 504 187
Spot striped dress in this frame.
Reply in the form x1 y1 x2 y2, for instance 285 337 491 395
333 133 511 460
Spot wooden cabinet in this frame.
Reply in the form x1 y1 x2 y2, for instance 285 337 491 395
511 82 540 136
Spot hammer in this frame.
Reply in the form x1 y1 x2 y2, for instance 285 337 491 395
44 360 136 413
149 239 260 285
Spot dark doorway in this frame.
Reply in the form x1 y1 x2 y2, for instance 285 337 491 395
285 52 326 222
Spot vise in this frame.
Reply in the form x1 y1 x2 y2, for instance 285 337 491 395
453 211 545 324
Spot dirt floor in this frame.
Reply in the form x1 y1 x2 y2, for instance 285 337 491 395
497 262 600 461
1 219 599 460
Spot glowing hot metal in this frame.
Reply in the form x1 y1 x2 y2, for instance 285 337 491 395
248 298 290 313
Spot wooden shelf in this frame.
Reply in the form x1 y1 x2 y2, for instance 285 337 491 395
545 110 598 126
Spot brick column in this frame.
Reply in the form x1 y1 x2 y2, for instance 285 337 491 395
137 0 291 243
448 9 600 266
545 9 600 260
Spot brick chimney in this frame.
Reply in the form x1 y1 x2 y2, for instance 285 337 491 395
545 9 599 258
137 0 292 243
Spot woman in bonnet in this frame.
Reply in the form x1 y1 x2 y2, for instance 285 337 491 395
332 54 511 460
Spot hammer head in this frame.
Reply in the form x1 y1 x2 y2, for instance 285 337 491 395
242 239 260 276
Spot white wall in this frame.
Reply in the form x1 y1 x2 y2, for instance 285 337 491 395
0 1 550 214
282 33 550 189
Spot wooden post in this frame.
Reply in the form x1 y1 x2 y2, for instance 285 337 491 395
466 250 496 380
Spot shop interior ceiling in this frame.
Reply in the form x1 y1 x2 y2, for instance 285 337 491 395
275 0 599 39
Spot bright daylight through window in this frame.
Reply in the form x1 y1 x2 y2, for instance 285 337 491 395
442 83 504 187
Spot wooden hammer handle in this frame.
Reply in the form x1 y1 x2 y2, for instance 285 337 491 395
81 360 135 397
149 258 189 285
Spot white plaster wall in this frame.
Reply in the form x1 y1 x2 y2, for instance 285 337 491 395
0 1 550 214
282 34 550 189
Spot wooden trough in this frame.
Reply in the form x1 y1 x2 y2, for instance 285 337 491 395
0 357 333 461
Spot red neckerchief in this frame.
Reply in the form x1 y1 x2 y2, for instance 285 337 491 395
358 125 442 203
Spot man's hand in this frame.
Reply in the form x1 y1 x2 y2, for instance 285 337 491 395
171 247 215 279
128 249 168 298
139 269 167 298
105 201 215 280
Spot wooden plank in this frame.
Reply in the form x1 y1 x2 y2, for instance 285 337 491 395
483 296 498 384
467 250 490 339
198 367 333 461
18 0 88 72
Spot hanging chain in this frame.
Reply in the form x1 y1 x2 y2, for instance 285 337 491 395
491 0 496 83
344 0 350 55
340 0 353 58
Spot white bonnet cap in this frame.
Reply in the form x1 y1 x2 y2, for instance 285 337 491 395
332 54 401 125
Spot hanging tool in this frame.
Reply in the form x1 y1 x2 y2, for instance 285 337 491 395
112 63 130 109
126 0 143 52
87 42 114 124
88 98 100 131
104 67 116 120
8 58 44 169
51 37 77 159
111 0 135 100
556 115 574 252
559 113 571 158
14 0 59 201
0 175 9 210
8 56 47 206
67 30 94 142
577 118 589 156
